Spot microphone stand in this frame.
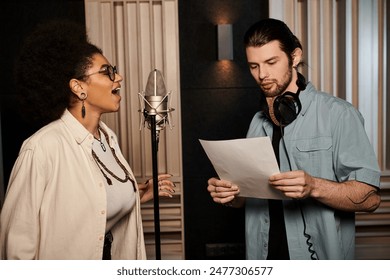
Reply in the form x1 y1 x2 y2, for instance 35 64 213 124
139 69 174 260
149 114 161 260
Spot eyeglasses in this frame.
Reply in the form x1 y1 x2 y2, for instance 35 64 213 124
82 65 117 81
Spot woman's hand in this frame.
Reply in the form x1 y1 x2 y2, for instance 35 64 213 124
139 174 176 203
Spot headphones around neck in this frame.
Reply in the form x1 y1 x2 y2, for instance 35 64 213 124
265 72 307 127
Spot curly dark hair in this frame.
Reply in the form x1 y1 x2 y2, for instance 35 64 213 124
14 19 102 127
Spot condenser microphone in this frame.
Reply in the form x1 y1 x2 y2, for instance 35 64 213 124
138 69 174 141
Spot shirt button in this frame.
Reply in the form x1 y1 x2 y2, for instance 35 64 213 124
101 210 106 215
99 235 104 241
263 243 268 248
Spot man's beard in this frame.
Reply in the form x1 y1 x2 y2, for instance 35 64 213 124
260 67 293 98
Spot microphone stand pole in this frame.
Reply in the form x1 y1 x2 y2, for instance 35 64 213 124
150 114 161 260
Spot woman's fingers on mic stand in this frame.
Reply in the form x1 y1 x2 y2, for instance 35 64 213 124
157 173 175 198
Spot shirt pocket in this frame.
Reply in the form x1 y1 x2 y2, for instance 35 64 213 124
293 137 333 177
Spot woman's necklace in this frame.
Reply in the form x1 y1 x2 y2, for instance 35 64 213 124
92 127 136 191
94 129 106 152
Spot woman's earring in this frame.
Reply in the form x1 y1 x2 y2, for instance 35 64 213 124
80 92 87 118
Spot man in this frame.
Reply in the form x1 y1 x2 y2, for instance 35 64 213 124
207 18 381 260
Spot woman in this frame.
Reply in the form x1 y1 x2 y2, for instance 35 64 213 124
0 20 175 260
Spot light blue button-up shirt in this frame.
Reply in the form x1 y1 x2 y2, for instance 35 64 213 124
245 82 381 260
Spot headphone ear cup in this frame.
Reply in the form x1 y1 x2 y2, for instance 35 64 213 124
273 93 302 126
263 72 306 126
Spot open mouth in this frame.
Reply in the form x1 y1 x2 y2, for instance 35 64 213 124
112 87 121 94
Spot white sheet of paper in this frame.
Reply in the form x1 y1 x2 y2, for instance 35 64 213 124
200 137 288 200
